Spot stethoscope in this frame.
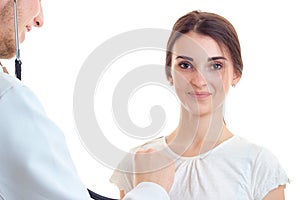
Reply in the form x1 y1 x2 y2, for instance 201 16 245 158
14 0 22 80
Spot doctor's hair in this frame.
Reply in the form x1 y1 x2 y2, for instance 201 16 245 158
165 10 243 80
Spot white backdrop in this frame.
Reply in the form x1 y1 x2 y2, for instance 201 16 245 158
3 0 299 198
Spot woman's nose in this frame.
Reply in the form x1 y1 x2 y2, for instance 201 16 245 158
191 70 207 88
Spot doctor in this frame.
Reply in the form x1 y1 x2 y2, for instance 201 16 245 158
0 0 174 199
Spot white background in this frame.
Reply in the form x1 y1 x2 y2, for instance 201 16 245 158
2 0 300 198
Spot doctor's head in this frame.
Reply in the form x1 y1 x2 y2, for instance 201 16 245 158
0 0 44 59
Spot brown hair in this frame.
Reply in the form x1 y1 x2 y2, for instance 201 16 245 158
165 10 243 80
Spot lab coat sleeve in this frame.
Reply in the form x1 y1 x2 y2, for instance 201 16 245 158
0 80 91 199
123 182 170 200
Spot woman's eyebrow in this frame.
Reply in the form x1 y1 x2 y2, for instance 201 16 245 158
176 55 227 62
208 56 227 61
176 55 194 61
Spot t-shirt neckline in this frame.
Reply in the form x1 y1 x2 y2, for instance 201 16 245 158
162 135 237 160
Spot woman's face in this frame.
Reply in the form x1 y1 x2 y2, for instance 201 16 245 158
170 31 239 116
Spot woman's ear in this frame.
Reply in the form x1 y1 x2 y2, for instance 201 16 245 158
168 76 174 86
232 70 242 87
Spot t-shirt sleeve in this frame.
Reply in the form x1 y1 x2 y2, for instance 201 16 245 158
110 138 166 196
251 147 289 200
110 151 135 193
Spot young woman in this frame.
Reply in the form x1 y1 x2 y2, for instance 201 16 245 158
111 10 289 199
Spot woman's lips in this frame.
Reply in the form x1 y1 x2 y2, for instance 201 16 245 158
187 91 212 99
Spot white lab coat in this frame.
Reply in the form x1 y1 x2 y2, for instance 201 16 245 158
0 69 91 199
0 69 169 200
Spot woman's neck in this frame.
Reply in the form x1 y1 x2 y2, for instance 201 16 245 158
166 107 233 157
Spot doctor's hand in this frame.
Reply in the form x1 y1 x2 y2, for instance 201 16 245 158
134 148 175 193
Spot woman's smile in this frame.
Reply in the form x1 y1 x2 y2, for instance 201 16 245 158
187 91 212 100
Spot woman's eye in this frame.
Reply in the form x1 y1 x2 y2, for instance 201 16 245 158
179 62 192 69
210 63 223 70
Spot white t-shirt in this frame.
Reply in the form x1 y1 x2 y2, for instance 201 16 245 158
110 135 289 200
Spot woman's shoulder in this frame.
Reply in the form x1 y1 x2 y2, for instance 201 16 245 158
219 135 288 180
130 136 166 153
220 135 279 162
227 135 265 151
